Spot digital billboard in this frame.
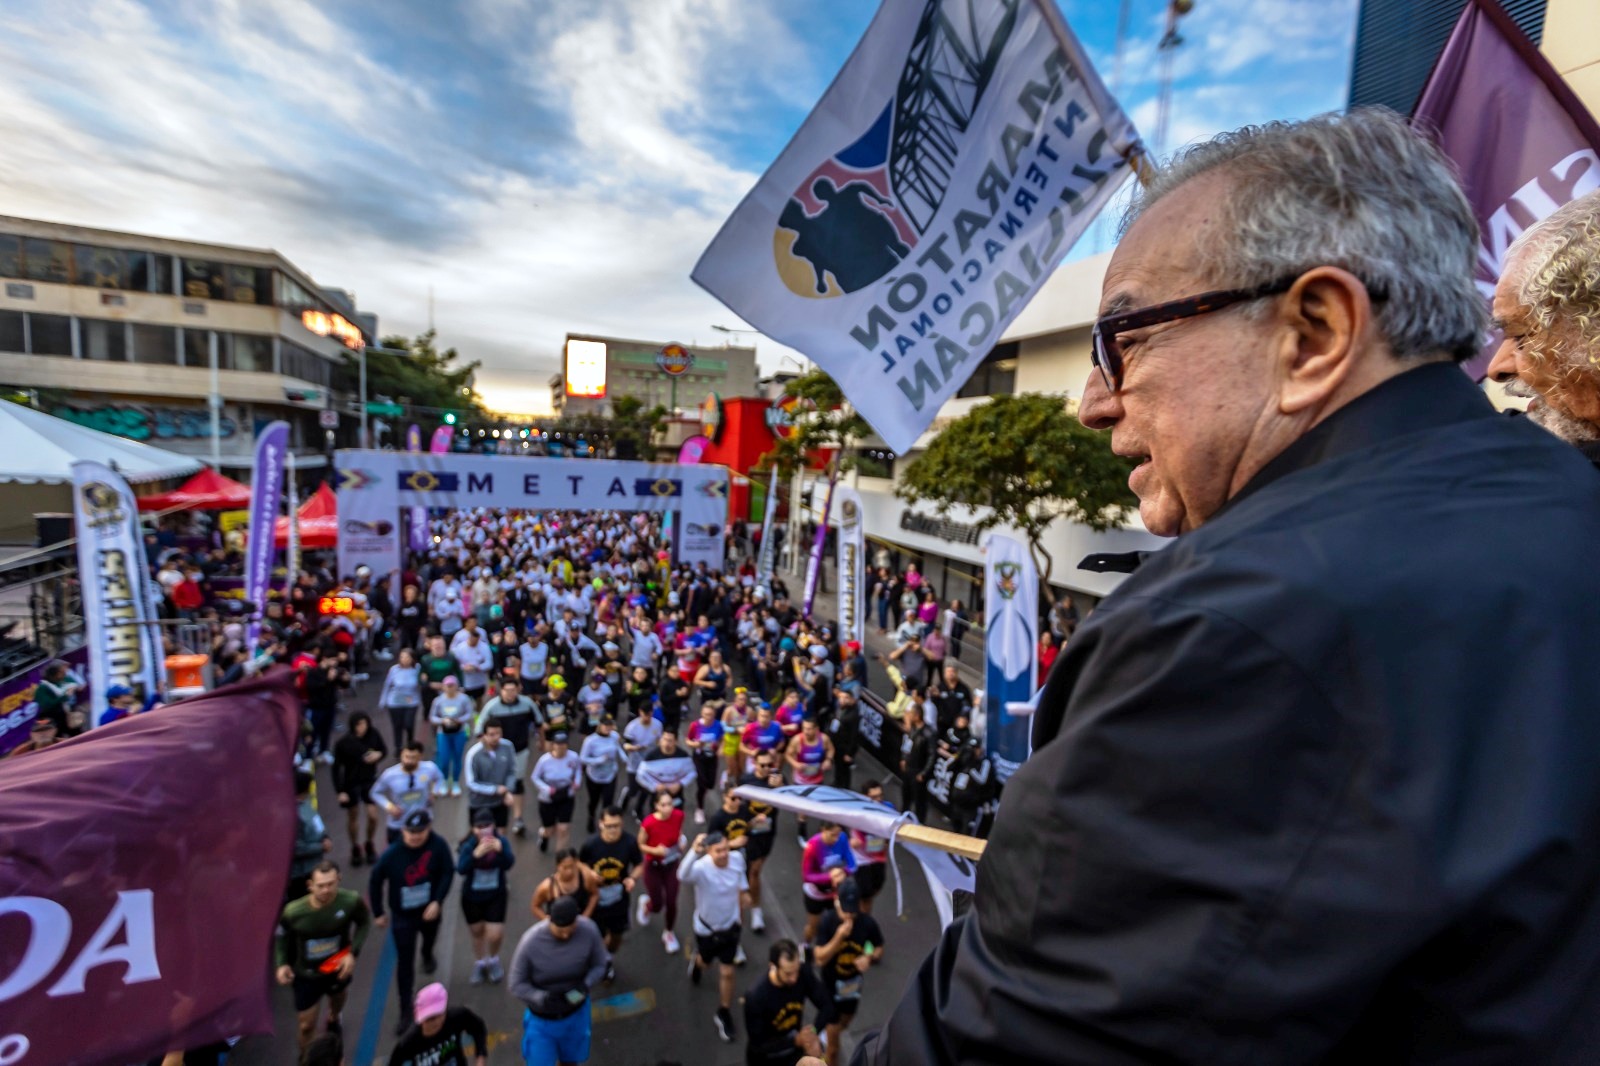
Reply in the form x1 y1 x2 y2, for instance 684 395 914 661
564 338 608 398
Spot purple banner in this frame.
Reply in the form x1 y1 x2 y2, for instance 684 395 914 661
802 478 835 619
429 425 454 454
0 672 302 1066
1413 0 1600 379
244 421 289 647
406 423 422 451
0 647 90 756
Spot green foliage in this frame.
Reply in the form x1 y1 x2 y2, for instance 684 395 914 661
605 395 669 460
335 330 486 418
896 392 1138 587
756 368 871 476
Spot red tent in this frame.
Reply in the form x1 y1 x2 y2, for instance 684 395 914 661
275 483 337 548
137 468 252 512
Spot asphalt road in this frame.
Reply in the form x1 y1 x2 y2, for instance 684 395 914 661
231 668 946 1066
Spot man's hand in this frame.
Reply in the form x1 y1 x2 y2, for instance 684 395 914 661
797 1027 824 1056
692 833 707 855
829 867 847 888
422 901 440 922
337 793 350 806
386 803 402 819
275 964 294 985
503 790 515 807
855 952 873 974
364 750 382 764
336 952 357 980
623 876 636 892
373 913 388 928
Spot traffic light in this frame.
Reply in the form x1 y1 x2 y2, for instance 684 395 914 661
444 412 457 425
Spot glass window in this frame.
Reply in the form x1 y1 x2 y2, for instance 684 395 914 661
182 328 212 368
225 264 268 304
132 323 178 364
956 341 1019 399
181 259 227 300
283 342 332 387
82 319 128 361
74 245 132 289
23 239 72 284
128 252 164 293
0 235 19 278
0 310 23 352
29 314 73 356
228 332 273 372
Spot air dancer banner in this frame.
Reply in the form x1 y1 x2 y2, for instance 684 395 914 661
983 532 1037 780
1413 0 1600 379
835 483 866 647
71 461 165 727
755 467 780 588
802 478 835 618
694 0 1141 453
244 421 289 648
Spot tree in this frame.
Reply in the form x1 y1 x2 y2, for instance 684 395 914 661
756 368 872 478
607 395 669 460
334 330 486 420
895 392 1138 598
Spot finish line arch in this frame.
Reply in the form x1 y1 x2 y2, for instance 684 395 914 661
333 449 729 577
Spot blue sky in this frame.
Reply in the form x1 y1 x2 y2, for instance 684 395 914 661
0 0 1357 413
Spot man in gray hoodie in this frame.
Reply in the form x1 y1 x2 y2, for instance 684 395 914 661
463 721 517 831
510 896 610 1065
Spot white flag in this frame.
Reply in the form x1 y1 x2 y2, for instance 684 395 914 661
694 0 1141 452
72 461 166 725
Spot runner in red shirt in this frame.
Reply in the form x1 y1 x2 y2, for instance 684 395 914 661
635 791 687 954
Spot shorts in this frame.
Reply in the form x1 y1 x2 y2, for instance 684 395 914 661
745 829 775 862
522 1002 591 1066
803 893 832 916
593 901 629 936
828 994 862 1026
473 803 510 829
539 793 576 827
513 747 531 782
722 733 741 758
338 787 373 809
694 923 741 966
291 972 351 1013
461 893 509 925
856 861 887 900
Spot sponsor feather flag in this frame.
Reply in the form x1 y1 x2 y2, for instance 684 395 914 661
0 672 302 1066
835 484 866 647
983 532 1036 780
244 421 289 648
693 0 1142 453
1412 0 1600 379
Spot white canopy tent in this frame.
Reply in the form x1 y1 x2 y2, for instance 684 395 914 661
0 400 204 485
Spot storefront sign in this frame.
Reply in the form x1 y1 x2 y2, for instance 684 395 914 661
655 342 695 376
300 309 364 350
700 392 724 443
898 508 980 546
53 405 237 442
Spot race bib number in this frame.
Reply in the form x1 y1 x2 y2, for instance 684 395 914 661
305 935 340 961
471 868 501 893
400 883 431 910
661 846 682 866
750 819 772 835
834 976 863 1001
598 883 624 907
901 736 912 756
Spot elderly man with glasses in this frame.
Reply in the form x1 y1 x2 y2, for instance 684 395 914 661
851 110 1600 1065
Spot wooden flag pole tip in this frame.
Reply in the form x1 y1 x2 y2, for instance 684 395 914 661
898 822 987 862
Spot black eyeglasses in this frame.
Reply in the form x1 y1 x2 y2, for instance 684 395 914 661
1089 276 1302 393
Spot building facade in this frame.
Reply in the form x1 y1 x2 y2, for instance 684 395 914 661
0 215 373 469
1348 0 1548 113
550 333 758 419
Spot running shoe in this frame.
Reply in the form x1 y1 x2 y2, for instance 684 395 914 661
450 784 462 797
469 960 485 985
694 809 706 825
365 841 378 864
714 1007 735 1043
688 957 702 985
487 957 505 983
751 907 765 933
350 848 364 869
663 931 680 954
513 819 526 837
319 751 335 765
636 894 651 927
433 784 448 798
734 944 747 966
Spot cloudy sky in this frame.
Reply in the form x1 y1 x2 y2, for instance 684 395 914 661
0 0 1357 414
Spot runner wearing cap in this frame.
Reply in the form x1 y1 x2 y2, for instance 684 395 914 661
370 808 456 1035
370 741 445 844
542 674 573 737
799 825 856 945
531 731 583 854
812 876 884 1065
276 860 371 1051
509 895 611 1066
579 806 644 957
680 831 751 1042
578 714 625 833
389 983 488 1066
457 808 516 985
743 939 827 1066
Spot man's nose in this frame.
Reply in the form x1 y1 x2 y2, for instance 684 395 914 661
1078 369 1121 430
1485 338 1521 384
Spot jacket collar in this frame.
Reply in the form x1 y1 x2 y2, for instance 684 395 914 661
1079 362 1491 575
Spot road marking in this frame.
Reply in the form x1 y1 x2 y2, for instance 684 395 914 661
592 986 657 1023
352 933 396 1066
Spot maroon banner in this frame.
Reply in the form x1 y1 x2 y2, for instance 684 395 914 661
1412 0 1600 379
0 672 302 1066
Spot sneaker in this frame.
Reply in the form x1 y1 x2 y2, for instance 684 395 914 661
663 931 680 954
376 650 394 660
714 1007 735 1043
319 751 335 765
694 809 706 825
797 832 809 849
734 944 747 966
350 848 364 869
422 952 437 975
539 834 550 854
450 784 462 797
365 841 378 864
603 960 617 985
487 957 505 983
513 819 526 838
469 960 485 985
688 957 702 985
636 894 651 927
433 784 448 798
751 907 765 933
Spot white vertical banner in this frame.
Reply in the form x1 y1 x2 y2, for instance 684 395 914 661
284 450 300 595
755 467 780 588
73 461 166 725
693 0 1141 453
834 483 866 647
983 532 1038 779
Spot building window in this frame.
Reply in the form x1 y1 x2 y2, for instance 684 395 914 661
956 341 1018 398
138 253 173 294
29 314 73 356
181 259 228 300
22 239 72 284
275 272 317 315
281 342 332 387
81 319 129 361
0 310 22 352
226 264 270 304
0 236 19 279
227 332 274 373
132 323 178 365
182 327 212 368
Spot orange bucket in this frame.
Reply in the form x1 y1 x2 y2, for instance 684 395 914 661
165 654 209 692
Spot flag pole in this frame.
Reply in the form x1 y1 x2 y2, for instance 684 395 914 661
900 822 987 862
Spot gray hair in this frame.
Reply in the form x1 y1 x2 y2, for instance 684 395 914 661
1123 108 1486 362
1505 188 1600 370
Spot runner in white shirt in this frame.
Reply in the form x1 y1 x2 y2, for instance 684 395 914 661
369 742 445 843
679 833 750 1042
530 732 584 854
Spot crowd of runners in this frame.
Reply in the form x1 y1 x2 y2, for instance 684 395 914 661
271 506 978 1066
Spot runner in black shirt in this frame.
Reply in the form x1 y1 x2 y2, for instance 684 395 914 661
736 753 785 933
743 939 826 1066
812 878 884 1066
708 788 752 854
578 806 645 956
389 983 486 1066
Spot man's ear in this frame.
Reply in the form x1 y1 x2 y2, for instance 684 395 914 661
1277 266 1371 415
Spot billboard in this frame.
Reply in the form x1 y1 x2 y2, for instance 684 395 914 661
564 337 608 398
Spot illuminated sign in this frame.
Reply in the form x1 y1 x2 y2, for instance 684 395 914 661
318 595 356 616
700 392 723 443
765 394 812 439
301 310 365 351
655 342 695 376
565 339 608 398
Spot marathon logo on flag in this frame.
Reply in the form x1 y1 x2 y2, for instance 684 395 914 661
401 470 460 492
337 468 373 491
634 478 683 498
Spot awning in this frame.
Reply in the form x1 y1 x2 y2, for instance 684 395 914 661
137 469 252 512
0 400 204 485
275 483 337 548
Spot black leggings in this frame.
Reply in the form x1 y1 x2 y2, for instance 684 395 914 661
584 777 616 830
391 914 440 1020
693 754 719 811
387 704 417 750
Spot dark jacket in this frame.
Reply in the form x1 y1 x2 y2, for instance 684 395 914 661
855 364 1600 1065
332 728 387 795
901 722 935 782
830 699 861 758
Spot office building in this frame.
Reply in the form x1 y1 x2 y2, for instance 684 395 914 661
550 333 758 419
